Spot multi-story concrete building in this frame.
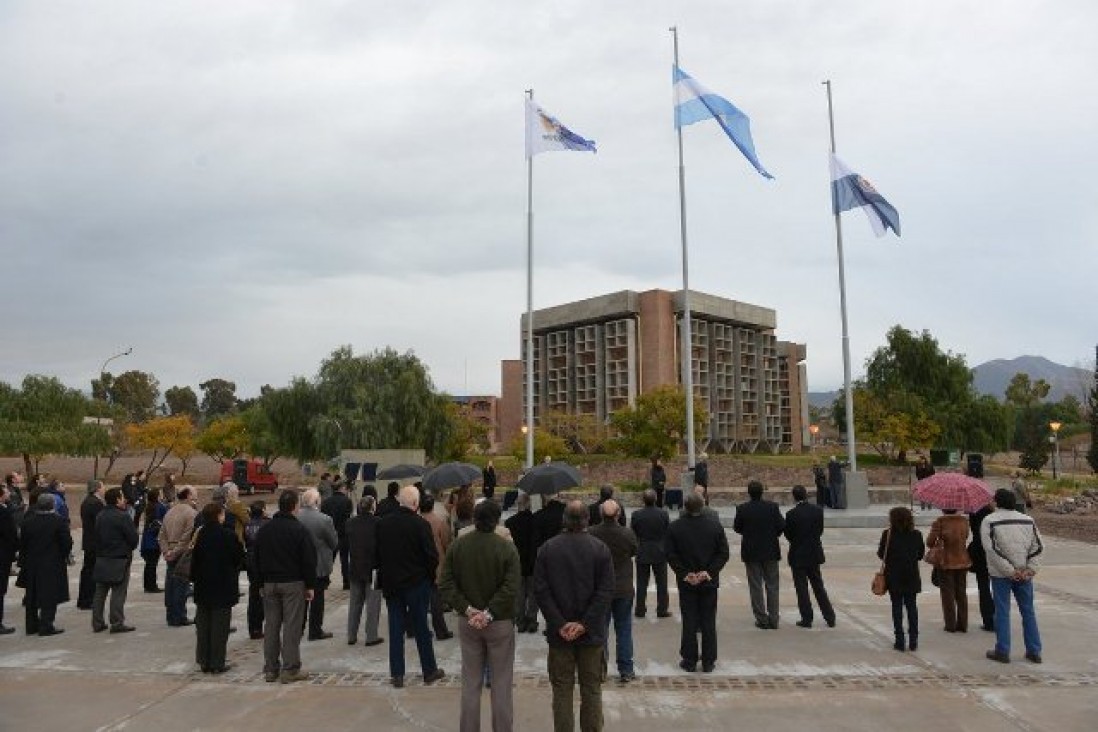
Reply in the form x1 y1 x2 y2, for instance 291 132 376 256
499 289 808 454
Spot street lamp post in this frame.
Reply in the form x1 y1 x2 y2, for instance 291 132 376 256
93 348 132 479
99 347 133 384
809 424 820 453
1049 421 1062 480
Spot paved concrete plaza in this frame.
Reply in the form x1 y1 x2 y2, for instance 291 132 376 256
2 512 1096 731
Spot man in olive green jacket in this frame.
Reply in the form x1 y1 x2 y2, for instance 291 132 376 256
440 500 521 732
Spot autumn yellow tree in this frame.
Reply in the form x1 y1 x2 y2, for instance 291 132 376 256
126 415 197 476
195 415 250 464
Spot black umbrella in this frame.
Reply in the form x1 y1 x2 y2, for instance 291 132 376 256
422 462 482 493
515 462 582 496
376 464 426 480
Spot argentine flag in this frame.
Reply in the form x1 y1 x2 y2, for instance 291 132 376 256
673 66 773 179
525 98 596 158
829 155 901 237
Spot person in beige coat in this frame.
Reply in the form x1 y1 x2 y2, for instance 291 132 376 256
926 509 972 633
419 494 453 640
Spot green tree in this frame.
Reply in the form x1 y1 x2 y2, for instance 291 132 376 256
239 401 285 468
164 385 199 418
263 378 325 463
200 378 238 420
437 401 491 461
507 429 568 464
844 387 940 460
542 411 610 454
1004 373 1051 409
609 385 709 459
0 375 111 475
93 369 160 422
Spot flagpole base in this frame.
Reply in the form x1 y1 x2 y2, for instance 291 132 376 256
841 470 870 510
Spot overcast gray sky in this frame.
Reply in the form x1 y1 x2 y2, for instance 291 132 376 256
2 1 1095 400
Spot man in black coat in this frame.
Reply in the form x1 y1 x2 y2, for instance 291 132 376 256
77 480 105 609
0 484 21 634
345 496 383 646
92 488 139 633
783 485 835 628
630 489 671 619
666 494 730 672
375 481 401 519
18 494 73 635
588 485 627 527
732 480 786 629
376 485 444 688
321 482 354 590
504 491 539 632
533 495 566 553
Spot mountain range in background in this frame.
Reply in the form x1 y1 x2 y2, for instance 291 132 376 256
808 355 1093 409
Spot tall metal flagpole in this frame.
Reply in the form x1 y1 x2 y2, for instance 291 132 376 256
823 79 857 472
671 27 697 474
524 88 536 471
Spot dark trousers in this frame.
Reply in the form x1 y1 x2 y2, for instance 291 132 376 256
973 566 994 629
791 564 835 625
678 584 718 667
514 574 538 625
745 560 781 626
304 576 329 636
25 601 58 633
635 561 669 616
77 550 97 608
141 549 161 591
195 604 232 670
385 579 438 679
654 487 665 508
165 561 189 625
337 544 350 589
938 568 968 632
889 591 919 641
429 582 451 636
92 580 129 630
247 579 264 635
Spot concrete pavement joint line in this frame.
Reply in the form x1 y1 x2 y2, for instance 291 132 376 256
387 688 448 731
92 679 193 732
971 688 1042 732
1035 584 1098 610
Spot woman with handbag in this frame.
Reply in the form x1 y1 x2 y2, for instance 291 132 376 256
926 508 972 633
877 507 925 652
190 502 243 673
140 489 169 593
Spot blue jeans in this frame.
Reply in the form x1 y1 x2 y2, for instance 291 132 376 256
604 596 634 675
991 576 1042 656
384 580 438 679
164 561 189 625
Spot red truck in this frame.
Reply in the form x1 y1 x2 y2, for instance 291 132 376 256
219 458 279 495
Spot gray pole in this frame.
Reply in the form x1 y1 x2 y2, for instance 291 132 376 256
525 89 536 471
671 26 696 472
823 80 857 472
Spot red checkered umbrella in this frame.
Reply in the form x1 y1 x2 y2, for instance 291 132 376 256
913 472 994 512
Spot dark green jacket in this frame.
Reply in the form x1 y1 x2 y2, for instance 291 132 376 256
439 530 520 621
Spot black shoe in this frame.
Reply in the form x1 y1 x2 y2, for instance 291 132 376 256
909 638 918 652
210 664 234 674
656 611 672 618
423 668 445 684
38 627 64 637
825 618 836 628
249 632 264 640
701 663 715 673
110 625 136 634
755 620 772 630
92 624 108 633
678 660 697 673
308 631 333 641
391 676 405 688
1025 652 1042 664
76 604 92 611
365 638 385 647
634 611 646 619
228 627 237 634
145 588 164 594
986 649 1010 664
435 630 453 641
619 671 637 682
0 625 15 635
796 620 812 628
347 637 358 645
168 619 194 627
893 637 906 652
981 624 995 632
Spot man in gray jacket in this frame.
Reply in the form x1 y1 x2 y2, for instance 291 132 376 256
590 499 639 682
297 488 338 641
981 488 1044 664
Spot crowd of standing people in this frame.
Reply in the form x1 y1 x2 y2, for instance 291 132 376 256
0 467 1049 732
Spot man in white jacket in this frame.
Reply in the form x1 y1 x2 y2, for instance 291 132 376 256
980 488 1044 664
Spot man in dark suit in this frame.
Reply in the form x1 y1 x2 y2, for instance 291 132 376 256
0 484 20 634
666 494 730 672
588 485 626 527
732 480 785 629
77 481 105 609
783 484 835 628
375 482 402 519
504 492 539 632
630 489 671 619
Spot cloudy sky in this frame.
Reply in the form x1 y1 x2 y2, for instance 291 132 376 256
2 1 1095 401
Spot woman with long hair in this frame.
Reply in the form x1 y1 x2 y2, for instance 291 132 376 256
926 508 972 633
877 506 925 651
191 502 243 673
139 488 169 593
